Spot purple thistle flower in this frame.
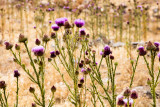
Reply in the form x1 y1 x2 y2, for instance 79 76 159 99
158 53 160 61
34 26 36 29
55 18 68 27
79 28 86 36
104 45 111 56
74 19 85 28
32 46 45 56
117 95 124 106
130 89 138 99
49 20 52 24
51 8 54 11
80 77 84 84
154 42 159 47
50 51 56 58
138 46 147 56
124 98 133 107
63 6 70 10
81 68 86 72
154 42 159 51
46 8 51 12
14 70 20 78
51 24 60 31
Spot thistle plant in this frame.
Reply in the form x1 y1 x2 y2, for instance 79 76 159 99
49 18 89 107
14 70 20 107
0 81 8 107
4 34 55 107
138 41 160 107
86 45 118 107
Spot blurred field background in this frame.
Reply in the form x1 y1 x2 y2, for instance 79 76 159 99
1 0 160 107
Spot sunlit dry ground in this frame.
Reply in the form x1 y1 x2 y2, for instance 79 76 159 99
1 0 160 107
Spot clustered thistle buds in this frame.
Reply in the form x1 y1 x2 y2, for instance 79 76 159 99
14 70 20 78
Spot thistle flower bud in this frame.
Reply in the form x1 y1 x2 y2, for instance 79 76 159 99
130 89 138 99
14 70 20 78
43 35 50 42
35 39 41 45
32 103 36 107
19 34 27 43
15 44 20 50
29 87 35 93
55 50 60 55
78 83 83 88
64 21 71 29
48 58 52 62
85 58 90 64
110 55 114 60
87 68 91 73
75 71 79 75
138 46 147 56
51 32 56 39
80 77 84 84
123 87 131 97
4 42 13 50
92 50 96 54
79 63 83 68
50 51 56 58
0 81 6 89
146 41 156 51
147 78 151 85
51 85 56 93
